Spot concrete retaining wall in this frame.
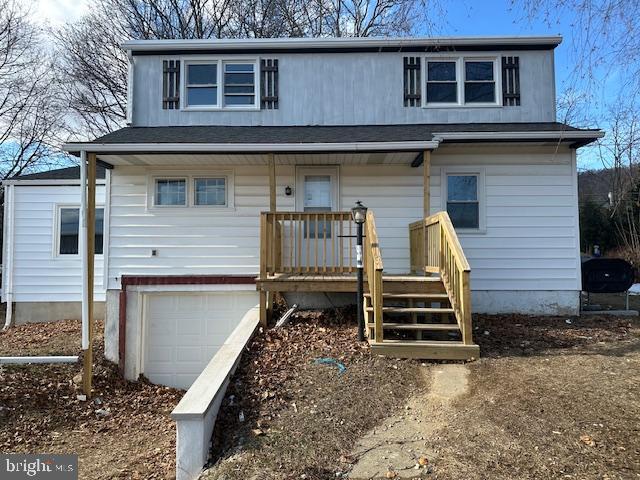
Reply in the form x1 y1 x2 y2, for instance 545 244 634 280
171 305 259 480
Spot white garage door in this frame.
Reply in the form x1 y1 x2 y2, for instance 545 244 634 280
143 291 258 390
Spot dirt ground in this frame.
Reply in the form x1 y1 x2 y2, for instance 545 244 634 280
0 320 183 479
205 312 640 480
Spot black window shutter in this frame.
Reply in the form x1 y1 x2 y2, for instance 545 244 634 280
403 57 421 107
502 56 520 106
162 60 180 110
261 59 279 109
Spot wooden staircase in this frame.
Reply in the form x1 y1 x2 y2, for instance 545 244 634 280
363 212 480 361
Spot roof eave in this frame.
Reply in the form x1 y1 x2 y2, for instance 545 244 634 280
121 35 563 53
62 140 441 155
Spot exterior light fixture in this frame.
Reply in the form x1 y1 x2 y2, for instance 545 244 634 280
351 200 368 224
351 200 368 341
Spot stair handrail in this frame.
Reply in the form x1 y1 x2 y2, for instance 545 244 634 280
409 211 473 345
364 211 384 342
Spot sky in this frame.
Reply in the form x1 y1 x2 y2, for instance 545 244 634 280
31 0 610 169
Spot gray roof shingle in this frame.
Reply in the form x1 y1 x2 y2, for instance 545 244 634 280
11 165 107 181
87 122 598 145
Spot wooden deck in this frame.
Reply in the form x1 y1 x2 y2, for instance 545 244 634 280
258 210 480 361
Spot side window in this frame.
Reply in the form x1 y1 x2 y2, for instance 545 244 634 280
426 61 457 104
464 61 496 104
58 207 104 255
446 175 479 229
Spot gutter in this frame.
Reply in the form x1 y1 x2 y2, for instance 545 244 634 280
62 140 441 155
433 130 605 142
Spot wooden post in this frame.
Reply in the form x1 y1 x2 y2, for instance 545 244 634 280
461 270 473 345
268 153 276 212
423 150 431 218
82 153 97 396
266 154 276 324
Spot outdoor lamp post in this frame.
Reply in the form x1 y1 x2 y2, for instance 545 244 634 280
351 201 368 341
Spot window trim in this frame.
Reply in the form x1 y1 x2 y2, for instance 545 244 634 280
180 57 260 111
53 204 105 258
441 167 486 234
422 54 501 108
146 170 235 211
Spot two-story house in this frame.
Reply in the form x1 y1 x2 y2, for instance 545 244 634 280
3 36 603 390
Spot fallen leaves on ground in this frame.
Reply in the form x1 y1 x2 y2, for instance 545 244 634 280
205 307 425 480
0 320 183 479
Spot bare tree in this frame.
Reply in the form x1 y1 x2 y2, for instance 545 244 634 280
0 0 67 180
512 0 640 99
55 0 442 139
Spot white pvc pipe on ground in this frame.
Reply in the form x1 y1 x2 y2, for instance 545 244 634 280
0 356 79 364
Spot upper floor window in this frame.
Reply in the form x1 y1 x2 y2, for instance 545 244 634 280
423 57 499 107
183 60 258 110
426 61 458 104
186 63 218 107
224 63 256 107
464 61 496 104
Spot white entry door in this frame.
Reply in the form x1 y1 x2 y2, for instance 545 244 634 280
296 167 339 268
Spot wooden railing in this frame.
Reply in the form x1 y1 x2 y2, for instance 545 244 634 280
409 212 473 344
364 211 384 343
260 212 357 276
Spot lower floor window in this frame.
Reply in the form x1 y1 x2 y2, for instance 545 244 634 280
446 174 479 229
194 177 226 206
59 207 104 255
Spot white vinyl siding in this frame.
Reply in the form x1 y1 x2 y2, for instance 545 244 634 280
9 185 106 302
106 147 579 293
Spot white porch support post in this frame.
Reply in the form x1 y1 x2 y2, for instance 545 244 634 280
423 149 431 218
80 152 89 350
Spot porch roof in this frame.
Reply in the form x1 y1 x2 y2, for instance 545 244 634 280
63 122 604 157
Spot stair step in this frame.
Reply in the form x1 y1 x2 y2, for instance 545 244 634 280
382 276 441 282
366 307 454 314
364 293 449 299
369 340 480 360
369 322 460 331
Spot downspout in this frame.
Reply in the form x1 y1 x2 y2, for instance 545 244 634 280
2 184 15 331
126 51 134 125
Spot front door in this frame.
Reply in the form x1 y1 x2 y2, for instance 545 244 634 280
296 167 339 269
